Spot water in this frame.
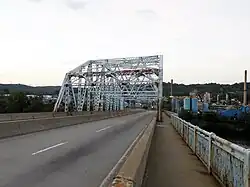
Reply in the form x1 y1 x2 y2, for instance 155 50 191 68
193 119 250 148
229 140 250 149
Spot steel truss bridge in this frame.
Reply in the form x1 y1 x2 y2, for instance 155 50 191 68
53 55 163 113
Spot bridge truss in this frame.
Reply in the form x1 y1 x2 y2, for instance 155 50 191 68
53 55 163 112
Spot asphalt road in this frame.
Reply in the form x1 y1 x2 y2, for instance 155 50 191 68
0 111 155 187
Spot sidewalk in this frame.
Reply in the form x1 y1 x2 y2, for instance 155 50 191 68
142 114 220 187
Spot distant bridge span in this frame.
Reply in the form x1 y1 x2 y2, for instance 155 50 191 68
53 55 163 118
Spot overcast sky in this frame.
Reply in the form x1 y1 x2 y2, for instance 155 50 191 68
0 0 249 86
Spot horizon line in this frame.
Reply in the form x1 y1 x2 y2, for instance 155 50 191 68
0 81 249 87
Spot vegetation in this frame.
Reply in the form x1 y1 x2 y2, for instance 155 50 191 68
0 81 248 113
0 84 60 95
163 82 249 101
0 92 54 113
1 82 248 97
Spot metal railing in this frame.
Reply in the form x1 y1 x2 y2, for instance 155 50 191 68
170 113 250 187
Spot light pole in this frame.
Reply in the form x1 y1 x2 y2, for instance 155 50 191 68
157 55 163 122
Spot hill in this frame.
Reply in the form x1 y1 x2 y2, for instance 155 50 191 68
0 84 60 95
0 82 249 99
163 82 249 96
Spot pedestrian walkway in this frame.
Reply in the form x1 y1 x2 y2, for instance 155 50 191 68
142 114 221 187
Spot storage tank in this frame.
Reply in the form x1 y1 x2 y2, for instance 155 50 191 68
177 100 183 114
176 99 180 112
191 98 198 113
179 99 184 109
240 106 250 113
171 98 176 112
203 103 209 112
219 109 240 119
183 97 191 110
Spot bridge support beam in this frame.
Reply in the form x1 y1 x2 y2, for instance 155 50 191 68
53 55 163 113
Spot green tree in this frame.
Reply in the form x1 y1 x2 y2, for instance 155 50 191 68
25 96 44 112
3 89 9 94
0 96 7 113
6 92 29 113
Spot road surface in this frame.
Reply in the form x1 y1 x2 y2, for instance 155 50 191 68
0 111 154 187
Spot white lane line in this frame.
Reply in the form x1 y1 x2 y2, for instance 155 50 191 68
96 126 112 133
32 141 68 156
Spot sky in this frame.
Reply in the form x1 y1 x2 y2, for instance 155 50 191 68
0 0 249 86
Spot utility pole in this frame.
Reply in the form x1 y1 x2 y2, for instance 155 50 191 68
157 55 163 122
243 70 247 119
243 70 247 107
170 79 173 97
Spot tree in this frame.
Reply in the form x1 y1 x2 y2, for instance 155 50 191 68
6 92 29 113
24 96 44 112
0 96 7 113
3 89 9 94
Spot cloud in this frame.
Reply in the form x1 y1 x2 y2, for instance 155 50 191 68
28 0 43 2
135 9 158 21
136 9 157 16
66 0 88 10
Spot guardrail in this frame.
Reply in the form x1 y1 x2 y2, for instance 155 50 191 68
169 112 250 187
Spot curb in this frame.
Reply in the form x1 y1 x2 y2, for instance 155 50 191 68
110 117 156 187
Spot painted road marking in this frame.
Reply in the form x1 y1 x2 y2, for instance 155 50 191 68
96 126 112 133
32 141 68 155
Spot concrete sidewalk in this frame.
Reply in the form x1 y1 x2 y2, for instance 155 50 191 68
143 114 220 187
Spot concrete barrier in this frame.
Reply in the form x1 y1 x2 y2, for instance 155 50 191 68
0 110 143 139
0 111 95 122
0 109 145 122
110 117 156 187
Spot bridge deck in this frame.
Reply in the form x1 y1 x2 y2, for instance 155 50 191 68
143 114 220 187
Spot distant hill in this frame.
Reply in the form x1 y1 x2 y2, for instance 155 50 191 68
0 84 60 95
163 82 249 96
0 82 249 99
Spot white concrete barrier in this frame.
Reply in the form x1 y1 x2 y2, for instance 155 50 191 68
0 110 143 139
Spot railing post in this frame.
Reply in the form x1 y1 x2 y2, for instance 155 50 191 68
177 118 180 132
208 132 213 174
243 149 250 187
175 117 177 130
176 117 178 131
181 121 185 138
178 118 180 132
177 118 179 131
173 116 175 127
179 119 181 133
193 126 197 153
187 123 189 144
172 116 175 127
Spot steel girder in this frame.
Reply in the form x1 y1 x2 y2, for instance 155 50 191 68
53 55 163 112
